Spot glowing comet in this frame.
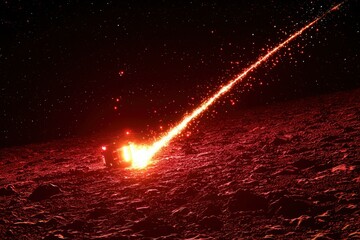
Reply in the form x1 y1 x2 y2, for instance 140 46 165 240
121 2 345 169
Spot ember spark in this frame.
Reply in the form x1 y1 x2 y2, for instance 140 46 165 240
122 2 344 169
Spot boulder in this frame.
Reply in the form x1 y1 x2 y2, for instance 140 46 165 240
28 183 61 201
0 185 17 196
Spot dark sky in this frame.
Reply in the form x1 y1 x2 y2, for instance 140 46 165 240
1 0 359 147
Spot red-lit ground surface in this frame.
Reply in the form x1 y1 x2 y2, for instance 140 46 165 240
1 89 359 239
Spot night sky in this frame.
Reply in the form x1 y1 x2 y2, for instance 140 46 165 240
1 0 359 147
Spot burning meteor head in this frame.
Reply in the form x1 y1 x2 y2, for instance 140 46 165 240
101 141 153 169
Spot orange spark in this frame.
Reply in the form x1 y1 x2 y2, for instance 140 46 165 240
121 2 345 169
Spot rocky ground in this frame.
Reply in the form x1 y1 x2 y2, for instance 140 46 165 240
0 89 359 239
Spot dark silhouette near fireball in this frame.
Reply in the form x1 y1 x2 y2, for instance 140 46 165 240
101 143 119 167
101 142 132 168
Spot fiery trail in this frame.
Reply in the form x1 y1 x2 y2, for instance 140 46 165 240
122 2 344 169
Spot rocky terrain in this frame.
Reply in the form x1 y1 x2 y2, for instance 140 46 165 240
0 89 359 239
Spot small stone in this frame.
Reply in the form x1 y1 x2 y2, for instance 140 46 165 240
265 225 285 234
335 204 357 214
331 164 347 172
43 233 66 240
14 221 36 226
313 193 337 203
311 231 334 240
37 218 59 227
264 234 276 239
171 207 190 217
0 185 17 196
290 215 314 229
348 231 360 238
28 183 61 201
316 210 331 218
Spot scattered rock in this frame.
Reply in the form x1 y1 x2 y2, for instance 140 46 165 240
265 225 285 234
13 221 36 226
263 234 276 239
271 136 289 146
312 192 337 203
348 231 360 239
264 190 290 202
315 210 331 220
335 204 357 215
289 215 315 229
292 158 314 169
2 89 360 239
145 188 160 195
43 233 66 240
36 218 59 227
29 183 61 201
0 185 17 196
272 167 298 176
269 196 313 218
311 231 335 240
228 190 268 212
331 164 355 172
171 207 190 217
253 164 268 173
92 232 129 240
199 216 223 230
